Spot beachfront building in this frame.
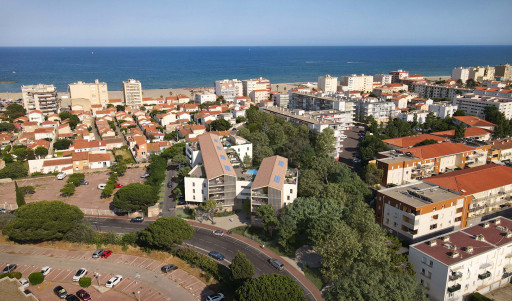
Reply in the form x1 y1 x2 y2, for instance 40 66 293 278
429 102 459 119
21 84 59 114
339 74 373 92
412 84 472 99
242 77 271 96
451 67 470 83
409 217 512 301
376 164 512 243
123 79 143 108
249 89 269 103
68 80 108 106
452 93 512 119
317 74 338 93
468 66 495 82
194 92 216 104
495 64 512 81
272 93 290 108
389 69 409 83
215 79 243 101
354 98 398 123
373 74 393 85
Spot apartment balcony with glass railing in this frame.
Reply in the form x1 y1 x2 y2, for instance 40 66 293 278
209 178 225 186
447 283 461 293
252 198 268 206
449 272 462 281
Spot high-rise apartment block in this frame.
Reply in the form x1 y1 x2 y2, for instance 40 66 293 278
495 64 512 81
373 74 393 85
68 79 108 106
21 84 59 114
389 69 410 83
451 67 470 83
339 74 373 92
317 74 338 93
123 79 143 108
215 79 243 101
242 77 271 96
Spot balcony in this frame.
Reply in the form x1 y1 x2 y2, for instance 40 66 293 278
252 191 268 198
447 284 461 293
478 271 491 280
209 178 224 186
252 198 268 206
449 272 462 281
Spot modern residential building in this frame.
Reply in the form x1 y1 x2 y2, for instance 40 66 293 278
339 74 374 92
354 98 398 123
373 74 393 85
194 92 216 104
412 84 472 99
249 89 269 103
488 139 512 163
21 84 59 114
382 134 447 149
123 79 143 108
398 110 430 124
452 93 512 119
389 69 410 83
430 127 493 142
372 83 409 97
429 102 459 119
272 93 290 108
473 86 512 98
409 217 512 301
68 80 108 106
288 92 355 112
242 77 271 96
317 74 338 93
451 67 470 83
215 79 243 101
468 65 495 82
494 64 512 81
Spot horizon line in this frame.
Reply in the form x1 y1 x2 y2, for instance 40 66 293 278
1 44 512 48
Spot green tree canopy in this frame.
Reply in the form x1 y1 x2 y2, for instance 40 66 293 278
231 251 255 281
363 163 384 186
53 139 72 150
109 162 127 175
256 205 278 236
0 162 28 179
453 109 466 116
210 119 232 131
137 217 194 250
314 128 335 157
67 173 85 186
358 135 390 163
5 104 26 121
15 181 25 207
4 201 84 243
236 274 306 301
113 183 158 212
454 125 466 139
413 139 439 147
0 122 16 132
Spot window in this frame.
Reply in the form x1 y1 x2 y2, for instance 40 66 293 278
220 155 226 160
216 146 221 150
224 165 231 171
278 160 284 167
433 207 436 211
214 139 219 142
193 189 195 193
193 182 195 187
455 217 462 222
287 196 290 200
274 176 281 183
430 224 437 230
193 196 195 200
290 189 293 193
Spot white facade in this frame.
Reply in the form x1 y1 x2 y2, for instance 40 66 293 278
215 79 243 101
249 90 269 103
194 92 216 104
340 74 374 92
273 93 290 108
355 99 398 122
451 67 470 83
283 183 298 206
21 84 59 114
69 80 108 106
123 79 143 108
317 75 338 93
236 180 252 200
398 110 429 124
453 93 512 120
468 66 495 82
243 77 270 96
373 74 393 85
184 176 207 203
429 103 459 119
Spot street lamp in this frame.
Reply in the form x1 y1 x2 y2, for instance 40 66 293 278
137 290 141 301
94 273 100 286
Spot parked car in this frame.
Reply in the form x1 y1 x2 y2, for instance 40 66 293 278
0 208 6 213
2 264 17 273
54 286 68 299
268 258 284 271
115 183 124 189
352 157 361 163
40 266 52 276
76 289 91 301
177 199 186 205
161 264 178 273
212 230 224 237
57 172 67 180
130 216 144 223
80 180 89 185
206 293 225 301
92 249 104 258
208 251 225 261
140 173 150 178
97 184 106 190
19 278 29 288
72 268 87 281
105 275 122 288
65 294 80 301
100 250 112 258
167 180 173 188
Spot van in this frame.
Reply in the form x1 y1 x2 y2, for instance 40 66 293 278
268 258 284 271
57 172 66 180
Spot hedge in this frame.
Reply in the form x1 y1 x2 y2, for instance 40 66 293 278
28 272 44 285
79 277 92 288
173 248 226 281
0 271 22 279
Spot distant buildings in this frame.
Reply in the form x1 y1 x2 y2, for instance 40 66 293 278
412 84 472 99
468 65 495 82
354 99 398 123
494 64 512 81
389 69 409 83
272 93 289 108
215 79 243 101
194 91 216 104
68 80 108 106
339 74 373 92
21 84 59 114
123 79 143 108
373 74 393 85
451 67 470 83
242 77 271 96
317 74 338 93
428 102 459 119
453 93 512 119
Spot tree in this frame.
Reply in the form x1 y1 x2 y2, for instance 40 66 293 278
358 135 390 163
113 183 158 212
413 139 439 147
28 272 44 285
26 149 35 160
454 125 466 139
4 201 84 243
231 251 255 281
5 104 26 121
236 116 247 123
15 181 26 207
236 274 306 301
60 183 76 196
200 199 217 222
137 217 194 250
256 205 278 236
79 277 92 288
110 162 127 175
0 123 16 132
0 162 28 179
484 106 511 138
243 153 251 167
12 148 27 161
67 173 85 186
116 105 126 112
53 139 72 150
363 163 384 186
314 128 335 157
466 78 478 88
177 166 191 179
172 154 188 165
210 119 232 131
453 109 466 116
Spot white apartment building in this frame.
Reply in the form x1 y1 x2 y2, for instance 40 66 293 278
412 84 472 99
215 79 243 101
68 79 108 106
451 67 470 83
243 77 271 96
339 74 374 92
429 102 459 119
317 74 338 93
273 93 290 108
495 64 512 81
249 89 269 103
452 93 512 119
21 84 59 114
354 99 398 123
194 92 216 104
122 79 143 108
409 217 512 301
468 66 495 82
373 74 393 85
390 69 410 83
398 110 430 124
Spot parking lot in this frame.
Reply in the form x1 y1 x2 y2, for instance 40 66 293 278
0 167 146 210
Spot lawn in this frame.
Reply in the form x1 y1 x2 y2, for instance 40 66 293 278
113 148 135 164
302 265 324 290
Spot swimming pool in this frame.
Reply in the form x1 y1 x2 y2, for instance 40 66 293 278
246 169 258 175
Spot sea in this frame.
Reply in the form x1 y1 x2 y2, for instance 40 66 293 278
1 46 512 93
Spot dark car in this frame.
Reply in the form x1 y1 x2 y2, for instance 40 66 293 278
2 264 17 274
167 180 173 188
161 264 178 273
65 294 80 301
130 216 144 223
54 286 68 299
177 199 186 205
80 180 89 185
76 289 91 301
208 251 225 261
100 250 112 258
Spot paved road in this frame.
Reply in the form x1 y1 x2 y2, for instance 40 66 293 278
86 217 316 301
0 250 197 301
338 126 365 168
162 161 177 217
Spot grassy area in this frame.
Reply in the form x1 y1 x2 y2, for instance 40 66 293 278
302 265 324 290
113 148 135 164
230 225 294 257
175 208 194 219
55 151 64 157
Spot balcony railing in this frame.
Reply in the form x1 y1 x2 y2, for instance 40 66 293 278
447 283 461 293
449 272 462 281
252 191 268 198
478 271 491 280
252 199 268 206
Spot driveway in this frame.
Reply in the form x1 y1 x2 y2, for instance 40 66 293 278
161 160 177 217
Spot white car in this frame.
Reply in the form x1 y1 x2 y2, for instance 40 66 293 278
352 157 361 163
40 266 52 276
97 184 106 190
19 278 29 288
105 275 122 288
72 268 87 282
57 172 67 180
206 293 225 301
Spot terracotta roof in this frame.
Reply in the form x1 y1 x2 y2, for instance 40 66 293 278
431 127 493 139
453 116 496 128
383 134 446 148
28 110 43 114
28 139 50 149
403 142 474 159
197 133 236 179
42 158 73 167
490 139 512 150
73 139 106 150
424 164 512 195
252 156 288 190
88 153 112 162
34 127 54 134
72 151 89 161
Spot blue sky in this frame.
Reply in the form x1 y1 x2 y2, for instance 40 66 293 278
1 0 511 46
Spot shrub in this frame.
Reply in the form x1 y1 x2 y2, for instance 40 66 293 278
28 272 44 285
121 232 137 246
0 272 22 279
173 248 225 281
79 277 91 288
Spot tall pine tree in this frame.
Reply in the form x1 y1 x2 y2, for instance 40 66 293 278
15 181 25 208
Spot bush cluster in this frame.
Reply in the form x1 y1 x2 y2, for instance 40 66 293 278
0 272 22 279
173 248 224 281
79 277 92 288
101 172 118 198
28 272 44 285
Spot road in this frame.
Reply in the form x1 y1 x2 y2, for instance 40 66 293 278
86 217 316 301
161 160 177 217
338 126 365 168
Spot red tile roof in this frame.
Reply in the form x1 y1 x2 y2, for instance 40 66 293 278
403 142 474 159
453 116 496 128
383 134 446 148
431 127 493 139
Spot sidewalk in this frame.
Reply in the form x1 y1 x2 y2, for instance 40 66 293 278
187 220 324 301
